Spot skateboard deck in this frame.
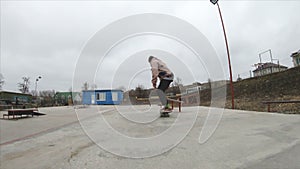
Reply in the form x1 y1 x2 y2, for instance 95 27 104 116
160 109 172 117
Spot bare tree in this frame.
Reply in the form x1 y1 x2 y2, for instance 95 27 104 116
39 90 56 98
18 77 30 93
0 73 4 90
135 84 147 98
39 90 56 106
82 82 89 91
173 77 183 86
90 84 97 90
117 86 126 91
237 74 242 81
137 84 145 90
31 90 37 96
208 78 212 89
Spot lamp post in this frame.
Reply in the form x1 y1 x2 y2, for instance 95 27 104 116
210 0 235 109
35 76 42 97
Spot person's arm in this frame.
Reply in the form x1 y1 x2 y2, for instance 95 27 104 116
150 60 159 88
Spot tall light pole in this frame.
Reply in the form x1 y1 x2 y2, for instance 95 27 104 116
210 0 235 109
35 76 42 97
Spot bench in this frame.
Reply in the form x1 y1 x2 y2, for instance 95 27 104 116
148 97 183 112
3 109 38 119
262 100 300 112
167 98 183 112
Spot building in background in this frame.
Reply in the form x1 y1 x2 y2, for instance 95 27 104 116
0 90 32 109
180 82 202 95
82 89 123 105
291 50 300 67
54 92 81 106
253 62 288 77
82 90 95 105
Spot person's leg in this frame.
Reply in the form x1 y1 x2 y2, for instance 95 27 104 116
158 79 171 92
157 79 172 108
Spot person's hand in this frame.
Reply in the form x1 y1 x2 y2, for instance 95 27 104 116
153 83 157 89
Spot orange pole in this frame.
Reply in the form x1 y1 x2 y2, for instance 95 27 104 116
217 2 235 109
179 102 181 112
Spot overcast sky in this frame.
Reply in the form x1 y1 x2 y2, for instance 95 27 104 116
1 1 300 92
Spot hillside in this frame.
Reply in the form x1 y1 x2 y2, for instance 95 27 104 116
124 66 300 113
224 66 300 113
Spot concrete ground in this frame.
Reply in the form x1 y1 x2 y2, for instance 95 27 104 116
0 105 300 169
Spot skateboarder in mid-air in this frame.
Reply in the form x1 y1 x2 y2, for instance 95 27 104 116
148 56 174 112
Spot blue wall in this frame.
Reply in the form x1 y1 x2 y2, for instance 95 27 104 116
95 90 123 105
82 90 123 105
82 90 95 105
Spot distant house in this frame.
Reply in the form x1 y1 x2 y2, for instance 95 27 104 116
179 80 230 96
0 90 32 109
181 82 202 95
54 92 81 106
0 90 32 105
291 50 300 67
179 80 229 106
82 89 123 105
181 92 200 106
253 62 288 77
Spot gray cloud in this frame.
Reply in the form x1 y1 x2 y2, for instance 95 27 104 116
1 1 299 92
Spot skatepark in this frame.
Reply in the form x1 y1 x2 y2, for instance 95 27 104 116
2 1 300 169
1 105 300 169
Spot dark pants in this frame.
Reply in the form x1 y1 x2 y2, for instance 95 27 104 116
157 79 173 106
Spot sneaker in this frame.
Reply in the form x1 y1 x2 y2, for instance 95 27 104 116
163 105 172 111
165 104 172 109
160 107 171 112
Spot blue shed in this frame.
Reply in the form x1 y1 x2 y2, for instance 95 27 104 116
82 90 95 105
82 90 123 105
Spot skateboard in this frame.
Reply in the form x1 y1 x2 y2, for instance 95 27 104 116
160 109 172 117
